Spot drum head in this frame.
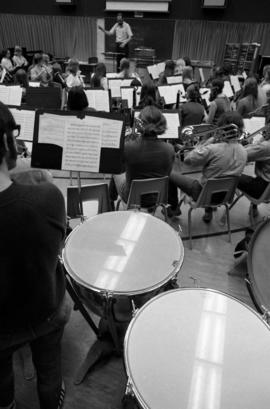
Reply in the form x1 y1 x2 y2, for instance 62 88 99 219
248 219 270 313
125 289 270 409
63 211 183 295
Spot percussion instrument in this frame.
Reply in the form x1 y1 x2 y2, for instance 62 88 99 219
63 211 184 322
124 288 270 409
247 218 270 320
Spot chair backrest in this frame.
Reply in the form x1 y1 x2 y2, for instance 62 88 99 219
195 177 239 208
258 182 270 202
67 183 111 218
126 177 168 210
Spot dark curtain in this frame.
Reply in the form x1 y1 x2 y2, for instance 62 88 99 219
172 20 270 65
0 14 97 60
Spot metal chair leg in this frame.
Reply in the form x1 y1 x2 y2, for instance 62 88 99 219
225 204 231 243
161 204 168 223
188 207 193 249
229 192 243 210
249 203 255 227
116 198 121 210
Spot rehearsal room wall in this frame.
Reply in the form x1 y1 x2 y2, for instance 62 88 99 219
1 0 270 22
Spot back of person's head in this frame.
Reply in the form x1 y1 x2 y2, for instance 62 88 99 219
120 58 130 71
90 74 101 88
183 56 192 67
95 62 106 79
215 66 224 79
210 78 224 101
186 84 201 103
52 63 62 75
33 53 43 65
223 62 232 76
138 105 167 137
242 77 258 100
67 87 88 111
263 65 270 83
130 78 141 87
217 111 244 134
182 66 193 82
68 58 80 75
139 83 158 107
14 69 29 88
0 102 17 168
164 60 175 76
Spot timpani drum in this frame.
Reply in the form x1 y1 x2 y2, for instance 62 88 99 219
124 288 270 409
63 211 184 322
247 218 270 318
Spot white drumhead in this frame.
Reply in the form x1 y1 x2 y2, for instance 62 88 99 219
125 289 270 409
63 211 183 294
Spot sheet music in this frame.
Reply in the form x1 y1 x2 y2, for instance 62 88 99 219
158 84 184 105
200 88 211 106
29 82 41 87
121 87 134 108
62 116 101 172
223 81 234 98
106 73 117 78
0 85 22 106
134 111 179 139
156 62 165 75
108 79 122 98
38 113 66 147
147 65 159 80
167 76 183 84
230 75 241 93
85 90 110 112
101 118 122 148
160 113 180 139
10 108 36 142
121 79 133 87
0 68 6 84
244 117 265 140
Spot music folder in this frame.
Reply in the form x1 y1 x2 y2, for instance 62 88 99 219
31 110 125 174
134 109 180 139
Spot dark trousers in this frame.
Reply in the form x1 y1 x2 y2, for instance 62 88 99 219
116 43 129 72
238 174 268 199
0 297 70 409
168 171 202 208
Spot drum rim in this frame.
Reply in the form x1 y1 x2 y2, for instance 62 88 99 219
247 218 270 314
62 211 184 295
124 287 270 409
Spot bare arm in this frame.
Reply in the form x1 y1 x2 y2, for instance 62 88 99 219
98 25 114 36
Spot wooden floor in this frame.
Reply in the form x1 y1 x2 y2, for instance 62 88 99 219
13 166 270 409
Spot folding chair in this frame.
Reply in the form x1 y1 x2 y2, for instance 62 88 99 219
116 176 170 222
229 182 270 226
67 183 111 220
187 177 239 249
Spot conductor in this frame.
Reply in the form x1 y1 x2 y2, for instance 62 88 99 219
98 12 133 71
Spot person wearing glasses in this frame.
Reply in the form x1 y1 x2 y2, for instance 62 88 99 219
0 102 69 409
98 12 133 72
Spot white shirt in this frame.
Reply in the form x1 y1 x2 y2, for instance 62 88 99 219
66 73 85 88
110 22 133 43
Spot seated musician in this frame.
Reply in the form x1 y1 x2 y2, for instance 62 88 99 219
137 83 163 109
30 53 52 85
206 79 231 125
180 84 206 127
182 66 195 92
174 58 186 75
90 62 108 90
168 112 247 221
238 127 270 205
237 77 259 117
109 105 175 208
0 102 69 409
12 46 28 69
65 58 85 89
158 60 176 86
67 86 90 111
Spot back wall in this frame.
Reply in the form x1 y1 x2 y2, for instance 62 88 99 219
1 0 270 22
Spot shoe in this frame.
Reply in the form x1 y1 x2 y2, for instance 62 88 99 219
167 206 182 218
202 209 213 223
57 380 66 409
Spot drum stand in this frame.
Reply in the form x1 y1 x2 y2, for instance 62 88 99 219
60 260 125 385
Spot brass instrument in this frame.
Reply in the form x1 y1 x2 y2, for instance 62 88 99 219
179 123 241 150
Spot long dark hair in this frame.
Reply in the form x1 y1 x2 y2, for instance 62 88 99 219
139 83 159 108
67 87 88 111
209 79 224 102
241 77 258 100
90 63 106 88
0 102 17 166
186 84 202 104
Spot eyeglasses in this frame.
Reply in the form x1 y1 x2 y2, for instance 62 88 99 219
13 124 21 138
